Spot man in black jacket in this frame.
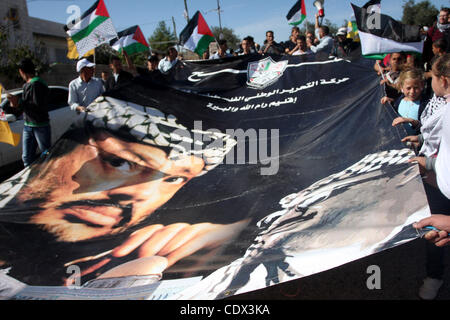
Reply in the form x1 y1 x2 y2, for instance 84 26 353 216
6 59 51 167
105 55 134 92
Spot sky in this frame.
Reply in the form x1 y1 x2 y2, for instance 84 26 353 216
27 0 449 47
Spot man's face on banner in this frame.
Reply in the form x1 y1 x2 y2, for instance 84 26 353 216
22 129 205 242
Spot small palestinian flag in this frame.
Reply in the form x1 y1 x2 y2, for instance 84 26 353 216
111 25 150 55
64 0 117 58
179 11 215 56
351 1 423 59
286 0 307 26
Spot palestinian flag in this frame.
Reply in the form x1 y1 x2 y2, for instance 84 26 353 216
351 1 423 59
286 0 307 26
179 11 215 56
111 25 150 55
64 0 117 58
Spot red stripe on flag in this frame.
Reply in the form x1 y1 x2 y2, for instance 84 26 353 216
95 0 110 18
133 26 149 47
197 12 214 37
301 0 306 15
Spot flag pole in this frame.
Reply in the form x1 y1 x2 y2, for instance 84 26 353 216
377 60 385 80
184 0 190 23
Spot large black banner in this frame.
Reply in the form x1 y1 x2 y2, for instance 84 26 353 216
0 54 429 299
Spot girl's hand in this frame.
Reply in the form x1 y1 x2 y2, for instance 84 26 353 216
381 96 394 105
392 117 414 127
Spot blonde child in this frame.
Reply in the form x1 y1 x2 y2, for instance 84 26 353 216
391 68 428 136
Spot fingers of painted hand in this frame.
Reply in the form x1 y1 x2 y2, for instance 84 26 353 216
138 223 203 258
164 220 249 268
112 224 164 258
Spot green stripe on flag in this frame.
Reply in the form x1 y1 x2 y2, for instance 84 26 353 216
71 15 109 43
121 42 149 55
289 14 306 26
363 54 387 60
364 51 422 60
194 35 214 56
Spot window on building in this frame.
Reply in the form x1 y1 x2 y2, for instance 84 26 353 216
7 8 20 29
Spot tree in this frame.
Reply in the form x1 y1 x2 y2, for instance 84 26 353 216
211 26 241 50
402 0 439 27
148 21 177 54
0 28 48 85
300 20 316 34
93 44 116 65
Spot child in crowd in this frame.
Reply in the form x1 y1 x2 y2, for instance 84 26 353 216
425 39 448 77
408 53 450 300
380 52 407 104
390 68 429 136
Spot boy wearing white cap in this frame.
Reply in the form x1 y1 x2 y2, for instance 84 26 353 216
68 58 104 114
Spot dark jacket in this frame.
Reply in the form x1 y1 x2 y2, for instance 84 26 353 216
331 38 360 58
261 41 284 55
19 77 50 126
105 70 134 91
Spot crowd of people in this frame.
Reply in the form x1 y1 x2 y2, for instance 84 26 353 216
3 6 450 299
204 13 359 60
372 7 450 301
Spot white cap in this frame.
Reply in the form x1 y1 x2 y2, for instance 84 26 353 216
76 58 95 73
336 27 347 36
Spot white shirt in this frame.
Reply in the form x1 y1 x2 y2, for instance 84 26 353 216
310 29 334 54
292 49 313 56
210 52 232 60
419 95 447 157
436 96 450 199
158 57 178 73
68 77 104 111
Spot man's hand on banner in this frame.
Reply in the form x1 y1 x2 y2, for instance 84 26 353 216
6 94 19 108
408 156 438 188
75 106 87 114
414 215 450 247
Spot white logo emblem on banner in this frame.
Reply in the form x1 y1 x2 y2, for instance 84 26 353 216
247 57 288 89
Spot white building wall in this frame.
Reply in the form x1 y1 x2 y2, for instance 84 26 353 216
0 0 35 49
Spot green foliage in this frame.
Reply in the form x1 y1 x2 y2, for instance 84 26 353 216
402 0 439 27
148 21 177 54
126 51 149 67
93 43 116 65
211 26 241 50
93 44 148 68
0 30 49 84
300 20 316 34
